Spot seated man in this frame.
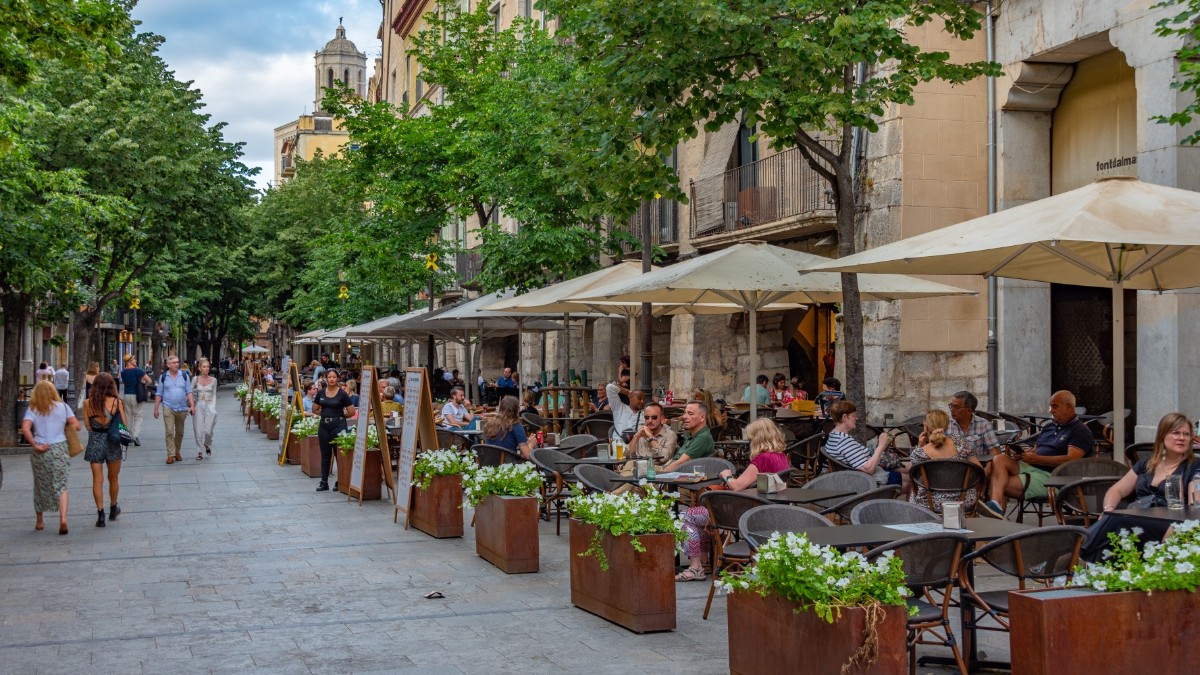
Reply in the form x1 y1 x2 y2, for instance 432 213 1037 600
663 402 716 472
813 377 846 418
607 381 645 443
439 386 474 429
496 367 515 390
627 402 678 469
948 390 1001 459
980 390 1094 519
590 384 610 413
742 374 770 406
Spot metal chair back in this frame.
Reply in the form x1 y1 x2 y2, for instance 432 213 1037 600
559 433 601 458
738 504 832 549
818 484 901 521
573 464 623 494
473 442 525 468
436 427 463 450
785 432 824 484
521 411 546 430
804 470 874 497
850 500 938 525
1053 476 1121 526
961 525 1088 586
909 459 986 513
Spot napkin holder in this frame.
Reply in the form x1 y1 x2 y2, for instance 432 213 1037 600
756 473 787 493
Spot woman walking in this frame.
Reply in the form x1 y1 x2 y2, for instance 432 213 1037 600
84 361 100 399
311 369 354 492
21 381 79 534
193 358 218 460
84 373 126 527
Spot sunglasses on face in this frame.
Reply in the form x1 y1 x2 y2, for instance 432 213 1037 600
644 415 660 420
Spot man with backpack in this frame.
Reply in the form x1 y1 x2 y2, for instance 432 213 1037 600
153 356 194 464
120 355 153 446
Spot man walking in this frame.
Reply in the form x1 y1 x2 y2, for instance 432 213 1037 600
153 356 194 464
120 355 152 446
52 364 70 401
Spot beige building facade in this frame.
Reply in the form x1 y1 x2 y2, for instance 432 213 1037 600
360 0 1198 436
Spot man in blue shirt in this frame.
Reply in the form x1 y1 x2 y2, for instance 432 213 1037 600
981 390 1094 519
741 374 770 406
153 356 194 464
120 354 152 446
496 367 515 389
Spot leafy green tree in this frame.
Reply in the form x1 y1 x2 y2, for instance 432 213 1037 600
544 0 999 413
1154 0 1200 145
0 0 129 88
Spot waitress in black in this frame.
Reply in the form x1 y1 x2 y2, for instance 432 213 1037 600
311 369 354 491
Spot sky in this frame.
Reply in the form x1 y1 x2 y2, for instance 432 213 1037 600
130 0 382 193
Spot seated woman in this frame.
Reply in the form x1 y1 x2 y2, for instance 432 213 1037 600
768 373 796 408
379 386 403 418
824 400 896 484
1081 412 1198 562
482 395 532 459
301 380 317 416
676 418 790 582
906 409 981 513
345 379 360 407
520 389 540 417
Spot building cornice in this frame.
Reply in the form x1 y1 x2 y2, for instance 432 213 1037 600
392 0 430 39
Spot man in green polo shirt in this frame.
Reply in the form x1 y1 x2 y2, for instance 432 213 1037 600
664 401 715 472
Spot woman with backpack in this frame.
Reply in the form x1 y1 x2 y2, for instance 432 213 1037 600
84 373 127 528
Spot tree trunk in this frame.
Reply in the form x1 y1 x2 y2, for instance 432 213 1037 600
835 151 866 429
70 311 99 409
0 294 30 446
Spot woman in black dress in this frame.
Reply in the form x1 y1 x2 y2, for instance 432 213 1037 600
311 369 354 492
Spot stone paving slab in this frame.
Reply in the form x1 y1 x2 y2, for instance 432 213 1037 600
0 387 1012 673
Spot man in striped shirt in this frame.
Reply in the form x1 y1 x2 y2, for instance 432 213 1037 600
948 391 1001 458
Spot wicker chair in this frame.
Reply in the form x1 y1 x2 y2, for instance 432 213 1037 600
574 464 626 494
1016 457 1127 525
738 504 833 550
1052 476 1122 526
785 432 825 485
559 433 601 458
818 485 902 523
1122 442 1152 468
579 416 614 439
436 427 464 450
909 459 986 515
699 491 770 620
529 448 576 535
818 445 858 473
850 500 939 525
802 471 875 511
959 526 1088 640
521 411 546 431
473 442 526 468
865 533 971 675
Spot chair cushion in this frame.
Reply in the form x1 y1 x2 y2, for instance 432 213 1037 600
907 598 944 624
722 540 752 560
969 589 1010 614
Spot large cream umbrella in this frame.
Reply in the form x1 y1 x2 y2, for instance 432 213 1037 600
573 241 976 422
806 176 1200 459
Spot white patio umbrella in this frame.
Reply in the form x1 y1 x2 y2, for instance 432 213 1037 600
241 345 269 354
573 241 976 422
806 176 1200 460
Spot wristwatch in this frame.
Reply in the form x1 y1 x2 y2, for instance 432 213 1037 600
721 475 731 485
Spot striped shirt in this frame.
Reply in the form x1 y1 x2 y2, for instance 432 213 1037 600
825 431 872 469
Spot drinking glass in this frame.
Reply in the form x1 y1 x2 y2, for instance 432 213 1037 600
1164 475 1185 510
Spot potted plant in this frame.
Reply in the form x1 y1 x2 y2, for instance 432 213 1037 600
251 390 267 430
409 448 474 538
565 490 686 633
720 532 909 674
332 426 380 497
1009 521 1200 674
464 463 543 573
262 394 281 440
235 383 248 414
291 415 319 472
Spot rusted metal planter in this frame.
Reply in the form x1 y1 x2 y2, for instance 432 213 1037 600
568 519 676 633
348 449 382 501
474 495 539 574
335 449 351 494
300 436 321 477
285 435 302 465
263 415 279 440
1010 587 1199 674
410 474 464 538
727 591 906 674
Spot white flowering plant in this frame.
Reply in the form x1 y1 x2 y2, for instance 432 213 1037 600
462 463 542 508
235 383 249 400
565 490 686 571
1070 520 1200 593
290 415 319 440
262 394 282 419
333 425 379 453
718 532 910 623
251 389 268 411
412 448 476 489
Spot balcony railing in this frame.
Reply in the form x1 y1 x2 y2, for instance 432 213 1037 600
608 196 681 251
455 249 482 288
689 141 837 240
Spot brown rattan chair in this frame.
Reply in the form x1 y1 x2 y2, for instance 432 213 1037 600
529 448 576 535
1016 457 1126 525
1052 476 1122 526
737 504 833 550
698 491 769 620
909 459 986 515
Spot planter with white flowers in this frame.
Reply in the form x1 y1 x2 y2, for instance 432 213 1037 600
465 463 542 574
409 449 475 538
332 426 380 498
290 416 320 473
566 490 685 633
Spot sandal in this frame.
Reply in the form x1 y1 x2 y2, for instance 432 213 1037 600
205 447 211 456
675 567 707 582
196 453 204 461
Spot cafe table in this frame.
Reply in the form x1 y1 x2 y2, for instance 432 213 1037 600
557 457 627 469
1112 505 1200 523
611 473 724 490
752 517 1035 671
736 487 855 505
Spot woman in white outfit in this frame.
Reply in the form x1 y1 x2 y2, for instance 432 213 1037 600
193 358 219 460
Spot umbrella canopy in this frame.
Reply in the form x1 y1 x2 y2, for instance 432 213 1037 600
241 345 269 354
344 309 430 338
574 241 975 421
806 176 1200 458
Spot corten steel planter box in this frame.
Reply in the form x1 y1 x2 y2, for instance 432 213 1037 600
568 519 676 633
335 450 351 494
474 495 539 573
727 591 906 675
254 409 264 430
300 437 321 476
264 416 279 440
1010 587 1199 674
348 449 382 501
410 474 464 538
285 435 302 465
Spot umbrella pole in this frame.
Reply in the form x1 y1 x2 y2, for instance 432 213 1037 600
564 312 571 385
628 314 638 386
749 308 758 424
1113 282 1125 464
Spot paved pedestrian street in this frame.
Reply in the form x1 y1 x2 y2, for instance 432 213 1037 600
0 389 1009 673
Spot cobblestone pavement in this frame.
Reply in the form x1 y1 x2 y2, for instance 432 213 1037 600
0 389 1011 673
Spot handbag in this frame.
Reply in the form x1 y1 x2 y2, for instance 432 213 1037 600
64 404 84 457
136 378 149 403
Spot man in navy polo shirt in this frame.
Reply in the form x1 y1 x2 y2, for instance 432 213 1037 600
980 390 1094 518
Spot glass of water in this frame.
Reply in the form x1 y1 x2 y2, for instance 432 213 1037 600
1164 475 1185 510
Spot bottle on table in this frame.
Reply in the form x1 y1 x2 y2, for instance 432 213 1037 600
1189 474 1200 506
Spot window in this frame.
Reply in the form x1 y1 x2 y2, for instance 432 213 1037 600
343 68 350 86
489 1 500 32
327 68 334 88
522 0 532 18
